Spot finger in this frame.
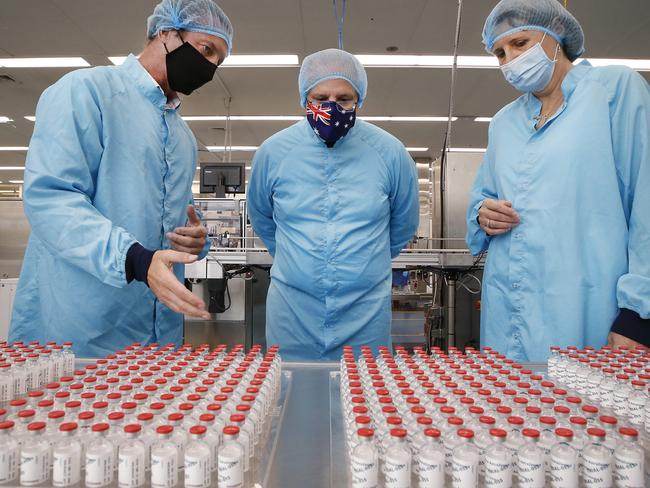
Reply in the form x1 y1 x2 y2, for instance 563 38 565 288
480 208 519 225
161 271 206 310
172 226 207 238
170 242 203 255
163 288 210 319
483 226 511 236
187 205 202 226
167 232 204 248
483 200 519 220
164 250 198 265
480 217 513 230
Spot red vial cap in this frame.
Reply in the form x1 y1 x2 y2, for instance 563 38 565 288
124 424 141 434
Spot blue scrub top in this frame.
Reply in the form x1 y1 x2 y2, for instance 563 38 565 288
10 55 208 357
248 119 420 361
466 61 650 361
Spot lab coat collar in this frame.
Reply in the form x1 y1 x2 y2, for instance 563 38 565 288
524 59 592 126
119 54 180 111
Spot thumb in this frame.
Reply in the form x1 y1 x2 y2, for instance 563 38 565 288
187 205 201 226
167 250 198 264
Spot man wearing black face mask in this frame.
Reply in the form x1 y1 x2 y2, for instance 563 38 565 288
247 49 420 361
9 0 233 357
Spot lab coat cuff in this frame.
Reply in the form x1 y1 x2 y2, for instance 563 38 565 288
610 308 650 347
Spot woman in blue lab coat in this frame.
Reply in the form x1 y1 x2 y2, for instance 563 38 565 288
466 0 650 361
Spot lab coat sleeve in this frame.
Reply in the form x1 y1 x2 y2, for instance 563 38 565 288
389 148 419 258
23 74 137 288
465 144 498 256
247 145 277 256
611 69 650 319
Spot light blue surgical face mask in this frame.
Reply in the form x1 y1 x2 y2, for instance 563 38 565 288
500 33 560 93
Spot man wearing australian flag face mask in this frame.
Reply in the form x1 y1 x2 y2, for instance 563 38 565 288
247 48 420 361
9 0 233 357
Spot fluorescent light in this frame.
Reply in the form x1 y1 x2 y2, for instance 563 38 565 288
447 147 487 153
0 57 90 68
24 116 36 122
183 115 302 122
360 116 456 122
0 190 18 193
0 147 28 151
8 180 23 184
108 56 128 66
0 166 25 170
355 55 497 68
584 58 650 71
406 147 429 152
474 117 493 123
221 55 299 66
0 116 14 123
245 166 251 170
205 146 259 151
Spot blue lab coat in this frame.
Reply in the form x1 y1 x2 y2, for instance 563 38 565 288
466 61 650 361
248 119 419 360
9 55 208 357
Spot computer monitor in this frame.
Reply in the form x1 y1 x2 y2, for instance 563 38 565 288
200 163 245 197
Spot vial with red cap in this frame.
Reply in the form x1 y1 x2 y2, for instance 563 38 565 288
581 427 612 487
613 427 644 487
515 428 545 488
84 423 115 487
0 364 14 403
150 425 179 488
483 428 512 487
217 426 244 488
52 422 82 487
549 428 578 487
117 424 145 488
414 428 444 487
349 427 378 488
19 421 51 486
184 425 211 488
0 420 19 484
450 429 479 488
382 427 411 488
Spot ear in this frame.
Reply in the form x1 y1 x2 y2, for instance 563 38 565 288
549 17 566 38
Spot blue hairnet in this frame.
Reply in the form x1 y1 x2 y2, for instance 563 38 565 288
298 49 368 108
482 0 585 62
147 0 233 54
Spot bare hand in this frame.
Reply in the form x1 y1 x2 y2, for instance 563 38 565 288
607 331 647 350
167 205 208 255
148 250 211 319
478 199 520 236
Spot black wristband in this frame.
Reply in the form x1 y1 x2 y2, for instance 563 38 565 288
125 243 156 286
610 308 650 347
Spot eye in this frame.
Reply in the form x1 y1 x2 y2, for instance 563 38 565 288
515 39 528 48
201 44 213 56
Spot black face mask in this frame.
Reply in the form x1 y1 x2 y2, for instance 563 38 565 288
163 34 218 95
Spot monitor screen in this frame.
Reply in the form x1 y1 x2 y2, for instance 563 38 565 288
200 163 245 195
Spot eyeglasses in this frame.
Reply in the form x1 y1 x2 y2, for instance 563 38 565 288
307 99 357 112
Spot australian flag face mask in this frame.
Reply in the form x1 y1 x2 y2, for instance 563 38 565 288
306 101 356 147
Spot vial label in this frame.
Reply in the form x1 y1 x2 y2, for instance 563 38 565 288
20 450 51 486
549 454 578 487
600 388 615 409
85 451 114 487
582 452 612 487
53 449 81 487
0 446 19 483
516 455 545 487
184 453 210 488
350 454 378 488
0 381 13 403
383 456 410 488
13 375 27 397
484 455 512 487
118 451 145 488
151 452 178 488
217 454 243 487
627 400 645 426
416 457 445 487
613 454 644 486
451 458 478 488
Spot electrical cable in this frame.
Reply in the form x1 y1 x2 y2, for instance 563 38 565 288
332 0 347 50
